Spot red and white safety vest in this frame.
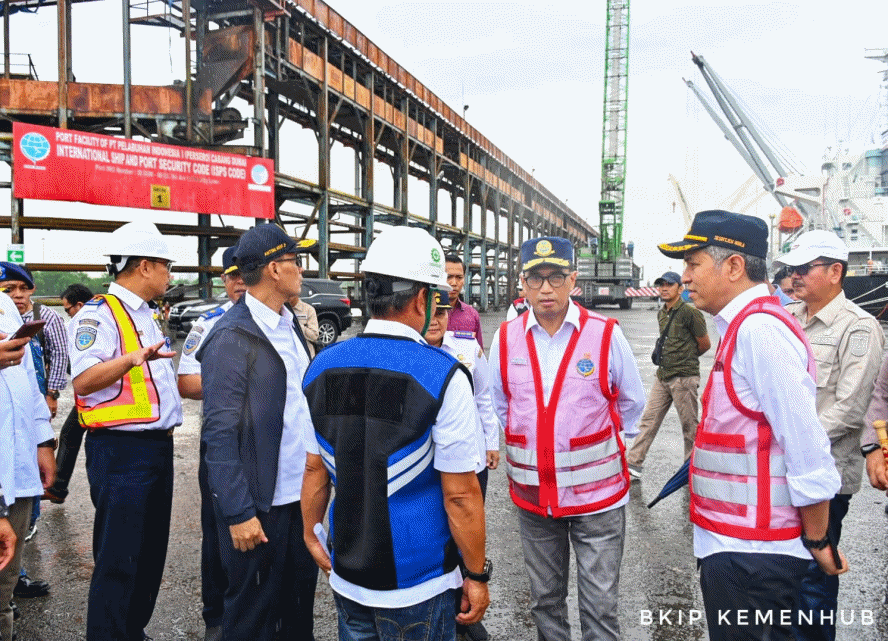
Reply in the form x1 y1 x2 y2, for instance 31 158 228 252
76 294 161 429
499 303 629 517
690 296 813 540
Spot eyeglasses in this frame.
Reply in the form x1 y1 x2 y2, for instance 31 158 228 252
524 272 568 289
146 258 172 272
274 256 302 268
791 262 834 276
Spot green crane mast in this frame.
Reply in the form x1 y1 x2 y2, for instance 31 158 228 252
598 0 630 262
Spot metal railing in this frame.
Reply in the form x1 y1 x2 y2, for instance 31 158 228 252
2 53 38 80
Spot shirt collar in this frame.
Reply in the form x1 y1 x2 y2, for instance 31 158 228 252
364 318 427 343
713 283 770 336
108 282 149 312
525 300 581 335
800 290 847 326
451 297 464 311
245 292 292 332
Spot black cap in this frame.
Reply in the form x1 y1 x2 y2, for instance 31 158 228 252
658 210 768 260
0 262 34 289
520 236 574 271
654 271 681 286
222 242 239 275
234 225 297 272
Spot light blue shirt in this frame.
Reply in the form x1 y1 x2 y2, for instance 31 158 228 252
0 292 53 503
244 293 312 505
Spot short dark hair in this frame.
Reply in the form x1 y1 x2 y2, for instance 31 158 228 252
817 256 848 283
241 264 264 287
108 256 144 279
366 275 425 318
444 254 465 274
60 283 93 305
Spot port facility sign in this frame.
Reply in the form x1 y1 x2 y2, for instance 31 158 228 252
13 123 274 219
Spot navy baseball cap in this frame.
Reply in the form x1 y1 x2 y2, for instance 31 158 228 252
658 210 769 260
654 271 682 286
222 242 240 275
521 237 574 272
234 225 297 272
0 262 34 289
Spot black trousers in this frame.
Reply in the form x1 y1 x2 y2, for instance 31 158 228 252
85 430 174 641
52 406 87 497
216 501 319 641
699 551 809 641
199 441 227 628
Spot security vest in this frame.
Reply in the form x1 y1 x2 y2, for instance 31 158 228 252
302 334 468 591
690 296 812 540
76 294 161 429
499 304 629 517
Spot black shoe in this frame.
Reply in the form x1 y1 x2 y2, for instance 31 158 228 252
13 573 50 598
464 622 489 641
42 486 67 504
10 600 19 621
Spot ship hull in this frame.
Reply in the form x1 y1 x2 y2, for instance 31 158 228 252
843 274 888 319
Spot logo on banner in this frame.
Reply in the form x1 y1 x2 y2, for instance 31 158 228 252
151 185 171 209
19 132 50 169
251 164 269 185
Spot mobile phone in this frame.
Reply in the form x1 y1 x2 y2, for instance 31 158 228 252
8 320 47 341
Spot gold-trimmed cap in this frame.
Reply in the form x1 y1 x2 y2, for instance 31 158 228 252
434 291 452 309
658 210 768 259
520 236 574 272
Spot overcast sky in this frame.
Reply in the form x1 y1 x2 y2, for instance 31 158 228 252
2 0 887 282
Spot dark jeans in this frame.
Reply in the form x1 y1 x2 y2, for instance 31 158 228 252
334 589 457 641
793 493 852 641
52 406 87 497
216 501 318 641
199 441 226 628
699 552 809 641
85 430 174 641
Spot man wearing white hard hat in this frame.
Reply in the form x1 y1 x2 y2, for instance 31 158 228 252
774 229 883 641
68 220 183 641
301 225 490 641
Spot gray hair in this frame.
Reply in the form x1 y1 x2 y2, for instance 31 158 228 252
702 246 768 283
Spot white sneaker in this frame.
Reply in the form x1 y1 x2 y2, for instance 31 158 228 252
628 465 642 481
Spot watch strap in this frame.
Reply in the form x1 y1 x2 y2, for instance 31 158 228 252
801 533 830 550
861 443 882 458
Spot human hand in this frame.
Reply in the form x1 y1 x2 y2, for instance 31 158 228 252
304 531 332 575
38 446 56 489
45 395 58 419
0 334 29 369
0 518 16 572
486 450 499 470
810 546 848 577
229 517 268 552
865 449 888 491
456 578 490 625
130 340 176 367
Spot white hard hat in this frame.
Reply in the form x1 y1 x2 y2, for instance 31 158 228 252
104 221 173 268
361 226 450 291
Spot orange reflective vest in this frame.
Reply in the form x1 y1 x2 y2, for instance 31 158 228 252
76 294 161 429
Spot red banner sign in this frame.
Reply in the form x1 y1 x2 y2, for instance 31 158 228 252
13 123 274 219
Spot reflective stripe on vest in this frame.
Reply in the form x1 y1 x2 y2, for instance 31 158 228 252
499 303 630 518
76 294 161 429
689 296 811 540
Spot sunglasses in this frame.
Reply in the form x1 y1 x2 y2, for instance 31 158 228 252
791 262 834 276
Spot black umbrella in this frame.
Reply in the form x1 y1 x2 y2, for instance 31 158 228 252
646 458 690 508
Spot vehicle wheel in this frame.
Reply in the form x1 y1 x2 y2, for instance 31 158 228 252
618 297 633 310
317 318 340 347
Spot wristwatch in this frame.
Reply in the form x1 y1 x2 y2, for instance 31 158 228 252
461 558 493 583
47 389 60 400
0 495 9 519
801 533 830 550
861 443 882 458
38 438 58 450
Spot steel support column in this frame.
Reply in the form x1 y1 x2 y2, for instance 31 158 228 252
362 71 375 253
428 118 438 236
317 35 330 277
58 0 68 128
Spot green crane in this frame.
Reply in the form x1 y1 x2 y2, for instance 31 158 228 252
598 0 630 262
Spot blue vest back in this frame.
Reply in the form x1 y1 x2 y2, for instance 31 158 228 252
303 334 464 591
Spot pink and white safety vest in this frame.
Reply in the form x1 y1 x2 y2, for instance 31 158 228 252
499 303 629 517
690 296 813 540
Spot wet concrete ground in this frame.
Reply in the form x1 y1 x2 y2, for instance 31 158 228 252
13 303 888 640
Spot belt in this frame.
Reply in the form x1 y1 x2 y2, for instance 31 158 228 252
94 428 175 440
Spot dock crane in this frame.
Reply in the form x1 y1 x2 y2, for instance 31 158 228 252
574 0 640 309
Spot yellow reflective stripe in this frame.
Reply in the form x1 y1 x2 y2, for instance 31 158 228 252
79 295 157 426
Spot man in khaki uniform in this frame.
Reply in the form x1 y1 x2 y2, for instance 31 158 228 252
627 271 710 479
774 229 884 641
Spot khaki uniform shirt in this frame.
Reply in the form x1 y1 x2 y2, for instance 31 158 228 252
788 292 884 494
657 299 708 381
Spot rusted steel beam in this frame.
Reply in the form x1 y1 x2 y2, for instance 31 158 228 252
0 216 243 238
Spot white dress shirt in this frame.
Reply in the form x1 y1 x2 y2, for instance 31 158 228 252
68 282 182 431
489 302 646 515
244 293 312 506
694 284 840 560
0 292 53 503
177 301 233 376
304 318 480 608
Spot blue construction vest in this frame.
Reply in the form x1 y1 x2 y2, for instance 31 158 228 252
303 333 467 591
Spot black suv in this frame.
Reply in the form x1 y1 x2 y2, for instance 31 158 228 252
168 278 352 348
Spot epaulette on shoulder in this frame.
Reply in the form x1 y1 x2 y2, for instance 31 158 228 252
199 306 226 322
452 330 476 340
83 296 106 307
